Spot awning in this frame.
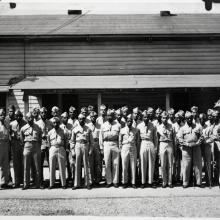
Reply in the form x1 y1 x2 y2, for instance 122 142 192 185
0 86 9 92
10 75 220 90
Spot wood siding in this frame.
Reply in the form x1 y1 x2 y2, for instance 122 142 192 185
0 42 24 86
25 40 220 76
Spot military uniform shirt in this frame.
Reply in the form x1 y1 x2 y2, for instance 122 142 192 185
157 123 175 143
48 127 67 148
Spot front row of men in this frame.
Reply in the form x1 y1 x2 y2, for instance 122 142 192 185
0 104 220 190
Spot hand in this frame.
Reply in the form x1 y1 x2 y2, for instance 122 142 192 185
71 150 76 157
89 149 93 156
100 149 104 155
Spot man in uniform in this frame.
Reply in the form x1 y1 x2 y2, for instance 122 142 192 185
132 107 141 128
178 111 203 188
168 108 175 126
99 109 121 188
86 105 94 124
0 109 10 189
20 112 42 190
119 114 140 188
10 110 26 188
121 106 129 124
36 107 53 188
115 108 125 128
87 111 102 186
32 107 40 122
48 117 67 189
206 109 213 127
191 106 200 124
70 114 93 190
147 107 154 122
60 112 73 184
137 110 158 188
68 106 78 129
96 104 107 130
50 106 60 122
157 111 175 188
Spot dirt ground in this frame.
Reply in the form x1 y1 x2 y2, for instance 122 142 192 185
0 186 219 216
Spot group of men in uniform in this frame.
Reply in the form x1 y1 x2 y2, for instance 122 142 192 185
0 102 220 190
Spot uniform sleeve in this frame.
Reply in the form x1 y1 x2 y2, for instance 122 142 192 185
89 129 94 151
47 131 51 148
178 127 184 145
153 125 158 150
119 130 123 149
20 127 24 144
69 129 76 151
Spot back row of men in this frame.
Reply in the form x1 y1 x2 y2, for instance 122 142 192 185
0 104 219 190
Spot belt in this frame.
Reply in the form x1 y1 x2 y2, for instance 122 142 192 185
51 145 63 148
141 139 153 142
159 140 172 143
76 140 88 144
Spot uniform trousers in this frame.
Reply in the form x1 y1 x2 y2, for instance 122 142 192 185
173 146 182 182
0 140 9 186
121 144 137 185
74 143 91 187
49 146 66 187
23 142 41 187
159 142 174 185
89 141 102 184
41 147 49 183
11 140 23 185
213 141 220 184
140 140 156 184
103 141 119 185
181 145 202 186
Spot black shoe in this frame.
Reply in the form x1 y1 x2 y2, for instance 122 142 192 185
40 184 45 189
87 185 92 190
72 186 78 190
122 184 128 189
13 184 20 189
197 184 205 188
140 184 145 189
151 184 157 189
21 186 29 190
168 184 173 188
105 184 112 188
113 183 119 188
48 186 54 190
132 184 137 189
183 185 188 189
62 186 67 189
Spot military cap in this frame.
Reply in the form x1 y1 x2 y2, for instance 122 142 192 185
155 108 163 114
107 109 115 115
126 114 133 120
51 117 60 123
69 106 76 112
78 113 86 119
33 107 39 112
40 107 47 113
178 110 185 118
121 106 129 112
142 110 148 117
100 104 107 110
199 113 207 119
90 111 97 117
15 109 23 117
207 109 213 115
61 112 68 118
185 111 193 118
8 105 15 111
115 108 122 115
133 107 139 113
168 108 175 114
147 107 154 114
161 111 168 118
214 99 220 109
51 106 59 112
175 112 180 118
191 106 198 112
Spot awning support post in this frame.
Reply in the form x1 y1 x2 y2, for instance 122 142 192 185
97 92 102 116
166 92 170 111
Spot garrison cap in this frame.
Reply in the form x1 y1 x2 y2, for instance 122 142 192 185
147 107 154 114
81 107 87 112
161 111 168 118
8 105 15 111
185 111 193 118
155 108 163 114
107 109 115 115
142 110 148 117
199 113 207 119
69 106 76 112
51 106 59 112
126 114 133 120
61 112 68 118
51 117 60 123
26 111 33 118
175 112 180 118
78 113 86 119
15 109 23 117
33 107 39 112
121 106 129 112
168 108 175 114
191 106 198 112
100 104 107 110
115 108 122 115
90 111 97 117
133 107 139 113
88 105 94 111
40 107 47 113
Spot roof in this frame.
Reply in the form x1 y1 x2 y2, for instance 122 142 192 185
10 75 220 90
1 14 220 36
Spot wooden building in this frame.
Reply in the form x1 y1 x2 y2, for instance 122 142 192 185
0 14 220 115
